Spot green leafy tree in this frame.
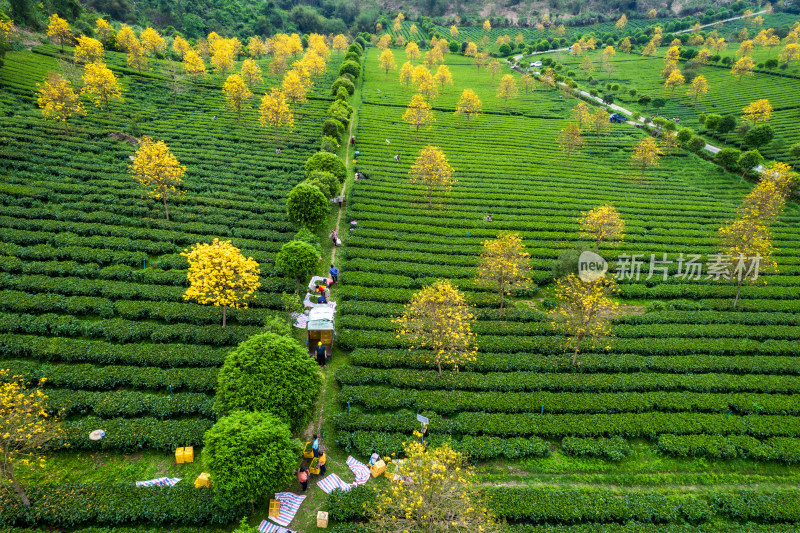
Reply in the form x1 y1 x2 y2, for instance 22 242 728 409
738 149 764 181
276 239 320 293
744 124 774 149
718 115 738 141
716 148 741 171
215 332 322 428
203 411 301 511
287 182 328 230
304 151 346 183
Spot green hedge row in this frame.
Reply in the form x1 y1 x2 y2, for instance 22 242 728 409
339 328 800 356
0 274 282 308
0 311 261 346
335 367 800 394
561 437 632 461
0 334 227 368
347 348 800 375
0 484 243 527
47 389 214 419
0 289 288 326
0 213 287 251
712 491 800 522
0 359 218 393
334 410 800 439
329 524 800 533
657 434 800 463
340 313 800 342
486 487 713 524
339 385 800 416
63 416 213 451
335 430 551 460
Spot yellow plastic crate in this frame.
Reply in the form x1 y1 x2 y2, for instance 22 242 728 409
175 447 185 464
194 472 211 488
370 459 386 478
303 441 314 459
308 457 320 475
268 499 281 517
317 511 329 528
182 446 194 463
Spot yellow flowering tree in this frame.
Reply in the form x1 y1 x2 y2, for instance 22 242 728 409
615 13 628 29
182 239 261 327
115 24 139 54
46 14 72 51
74 35 104 64
731 56 755 81
664 69 685 92
759 161 798 198
405 41 421 62
173 36 192 59
477 233 532 314
742 98 773 125
688 75 709 106
36 72 85 133
1 369 63 507
719 217 777 307
410 146 455 207
332 34 349 55
223 74 253 123
424 46 444 69
483 19 492 31
464 42 477 58
379 49 396 78
81 62 123 113
393 280 477 375
130 137 186 220
579 204 625 245
399 61 414 87
126 41 148 73
140 27 166 56
240 58 263 88
403 93 435 141
631 137 663 184
248 35 265 58
259 88 294 141
281 70 308 107
183 50 207 85
557 123 584 165
455 88 482 125
434 64 453 88
95 18 115 47
370 439 502 532
496 74 518 107
552 274 619 365
619 37 632 53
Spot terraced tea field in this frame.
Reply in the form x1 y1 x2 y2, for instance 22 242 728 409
0 45 337 453
331 44 800 529
552 45 800 160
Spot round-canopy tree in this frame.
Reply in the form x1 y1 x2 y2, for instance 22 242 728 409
304 151 347 183
287 182 328 229
215 332 322 428
276 239 320 293
203 411 301 510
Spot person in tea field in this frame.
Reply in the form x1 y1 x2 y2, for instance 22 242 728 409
329 264 339 283
315 343 327 367
298 466 309 491
312 434 321 456
318 451 327 476
318 293 327 304
484 214 493 222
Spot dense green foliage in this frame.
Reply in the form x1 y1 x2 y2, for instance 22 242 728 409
214 332 322 428
202 411 301 510
287 181 329 229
